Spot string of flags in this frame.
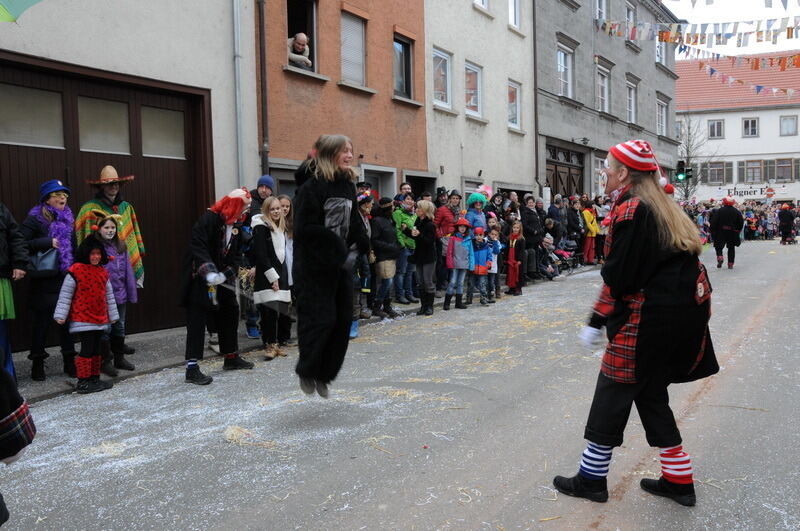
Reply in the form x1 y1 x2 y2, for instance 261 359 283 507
677 45 800 71
669 0 800 9
697 61 799 100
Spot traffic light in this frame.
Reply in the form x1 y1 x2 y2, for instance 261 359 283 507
676 160 686 181
685 165 693 180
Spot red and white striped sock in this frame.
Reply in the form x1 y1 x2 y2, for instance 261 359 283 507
659 445 693 485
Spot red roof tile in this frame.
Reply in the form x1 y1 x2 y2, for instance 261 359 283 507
676 52 800 112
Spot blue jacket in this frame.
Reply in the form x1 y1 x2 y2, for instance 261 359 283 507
465 208 487 235
472 238 497 271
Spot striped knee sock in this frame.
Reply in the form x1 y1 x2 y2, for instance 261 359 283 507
579 442 613 480
660 445 693 484
187 359 198 369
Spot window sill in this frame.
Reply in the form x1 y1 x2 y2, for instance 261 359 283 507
433 103 459 116
558 0 581 11
655 62 678 80
472 3 494 20
508 24 526 38
392 95 423 107
627 122 644 132
466 113 489 125
558 95 583 109
625 40 641 54
337 81 377 95
598 111 618 122
658 134 680 146
708 136 724 140
283 65 330 82
508 126 526 136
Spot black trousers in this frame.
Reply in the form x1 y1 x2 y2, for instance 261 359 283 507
435 239 448 290
295 267 352 384
76 330 102 359
28 305 75 360
185 286 239 360
713 239 736 264
584 372 682 448
259 302 291 345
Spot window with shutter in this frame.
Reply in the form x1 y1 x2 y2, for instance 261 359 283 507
724 162 733 184
341 13 366 86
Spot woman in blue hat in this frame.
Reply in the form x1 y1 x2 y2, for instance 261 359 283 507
19 180 78 382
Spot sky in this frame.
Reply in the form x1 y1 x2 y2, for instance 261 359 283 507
665 0 800 55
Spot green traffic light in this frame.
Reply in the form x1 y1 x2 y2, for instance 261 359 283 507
677 173 686 181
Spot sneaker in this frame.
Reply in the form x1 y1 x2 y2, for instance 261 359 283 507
552 473 608 503
640 477 696 507
185 365 213 385
299 377 315 394
246 327 260 339
223 355 254 370
315 380 330 398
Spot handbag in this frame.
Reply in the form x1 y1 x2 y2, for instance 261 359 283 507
27 248 60 278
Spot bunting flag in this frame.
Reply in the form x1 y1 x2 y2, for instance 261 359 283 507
668 0 800 8
677 44 800 71
699 63 800 100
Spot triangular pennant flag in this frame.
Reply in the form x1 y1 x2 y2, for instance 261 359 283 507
755 85 764 94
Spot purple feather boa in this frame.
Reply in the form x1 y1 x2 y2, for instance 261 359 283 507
27 204 74 273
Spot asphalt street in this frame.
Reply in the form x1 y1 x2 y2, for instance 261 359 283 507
2 241 798 530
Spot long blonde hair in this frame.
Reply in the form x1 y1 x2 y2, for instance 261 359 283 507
277 194 293 238
313 134 356 183
261 196 286 233
611 157 702 255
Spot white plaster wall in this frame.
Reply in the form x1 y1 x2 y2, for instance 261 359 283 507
424 0 537 195
1 0 260 197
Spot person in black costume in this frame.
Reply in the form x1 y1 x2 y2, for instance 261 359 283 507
777 203 795 244
292 134 369 398
709 196 744 269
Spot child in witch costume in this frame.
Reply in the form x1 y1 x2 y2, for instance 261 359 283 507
53 235 120 394
553 140 718 507
181 189 255 385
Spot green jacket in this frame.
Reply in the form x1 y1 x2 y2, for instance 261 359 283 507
392 207 417 250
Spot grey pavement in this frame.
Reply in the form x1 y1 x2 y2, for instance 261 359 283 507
2 242 798 530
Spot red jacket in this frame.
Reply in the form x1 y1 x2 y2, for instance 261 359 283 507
434 205 456 238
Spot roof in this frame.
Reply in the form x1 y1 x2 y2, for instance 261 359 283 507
675 52 800 112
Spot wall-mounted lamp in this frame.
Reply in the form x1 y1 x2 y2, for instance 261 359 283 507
478 169 483 177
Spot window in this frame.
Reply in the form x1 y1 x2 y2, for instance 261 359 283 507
432 48 452 107
596 66 609 112
0 83 64 149
340 12 366 86
745 160 762 183
596 0 607 19
655 41 667 64
393 36 412 98
780 115 798 136
142 107 185 159
78 97 130 155
626 82 637 123
708 162 725 184
656 99 668 136
508 0 520 27
508 80 521 128
742 118 758 137
776 159 793 182
708 119 724 139
625 2 636 39
287 0 317 72
465 62 482 116
557 45 573 98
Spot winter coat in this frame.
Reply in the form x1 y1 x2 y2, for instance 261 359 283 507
709 205 744 246
371 215 402 262
547 204 562 223
53 264 119 333
0 368 36 462
778 209 794 228
410 217 437 265
582 208 600 237
465 208 487 234
250 215 291 305
521 207 543 248
566 208 584 239
102 241 138 305
249 189 267 218
19 209 75 305
588 188 717 385
0 204 28 279
472 239 499 274
392 207 417 250
446 232 474 270
434 205 457 237
488 238 503 274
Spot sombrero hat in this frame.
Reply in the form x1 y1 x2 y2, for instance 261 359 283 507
86 165 135 185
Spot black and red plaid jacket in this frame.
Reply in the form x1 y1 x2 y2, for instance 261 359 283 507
0 400 36 460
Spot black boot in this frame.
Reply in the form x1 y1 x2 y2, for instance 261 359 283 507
383 299 401 319
465 293 473 305
91 375 113 390
716 256 723 268
455 294 467 309
121 343 136 355
0 492 9 527
100 339 118 377
423 293 434 316
223 354 254 370
552 473 608 503
372 301 389 319
62 352 76 378
185 365 213 385
31 358 45 381
416 294 427 316
111 337 135 371
443 294 452 311
640 477 696 507
76 377 106 394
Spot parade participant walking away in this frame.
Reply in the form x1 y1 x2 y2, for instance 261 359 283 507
370 198 402 320
181 188 255 386
777 203 795 244
0 203 28 379
20 180 77 381
0 365 36 525
410 200 437 316
709 196 744 269
91 212 137 375
392 193 418 305
443 218 473 310
53 235 120 394
504 221 525 296
351 193 374 336
553 140 718 508
434 190 461 296
251 197 292 360
581 200 600 265
293 134 368 398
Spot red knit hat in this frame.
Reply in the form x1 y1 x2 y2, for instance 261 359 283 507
609 140 659 172
473 226 485 235
722 196 735 206
454 218 472 228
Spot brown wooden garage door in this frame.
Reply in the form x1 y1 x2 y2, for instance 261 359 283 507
0 53 214 351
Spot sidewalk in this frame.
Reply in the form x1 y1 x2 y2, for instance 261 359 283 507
15 264 599 403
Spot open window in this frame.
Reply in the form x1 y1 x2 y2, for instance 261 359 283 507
287 0 317 72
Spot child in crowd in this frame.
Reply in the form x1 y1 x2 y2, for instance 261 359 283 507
351 193 374 336
443 218 473 310
469 227 494 306
504 220 525 296
53 235 119 394
487 227 503 302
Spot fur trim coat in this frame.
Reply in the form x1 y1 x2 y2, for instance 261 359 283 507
250 215 291 305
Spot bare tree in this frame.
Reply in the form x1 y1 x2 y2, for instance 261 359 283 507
675 113 724 202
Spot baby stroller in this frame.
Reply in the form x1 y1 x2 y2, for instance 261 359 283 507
555 240 581 274
782 229 797 245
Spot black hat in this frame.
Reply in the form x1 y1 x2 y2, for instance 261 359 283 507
448 189 462 198
436 186 448 196
356 181 371 189
378 197 394 208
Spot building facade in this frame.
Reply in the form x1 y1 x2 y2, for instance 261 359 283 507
0 1 260 342
676 57 800 203
424 0 537 199
535 0 681 200
264 0 430 198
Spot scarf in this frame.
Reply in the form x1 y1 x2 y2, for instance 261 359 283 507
29 204 74 273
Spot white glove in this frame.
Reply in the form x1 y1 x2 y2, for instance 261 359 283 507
205 272 226 286
578 326 604 349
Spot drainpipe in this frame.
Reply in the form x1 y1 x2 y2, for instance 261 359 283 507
257 0 270 176
531 1 541 197
232 0 245 188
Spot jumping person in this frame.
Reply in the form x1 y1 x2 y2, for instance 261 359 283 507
553 140 718 507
